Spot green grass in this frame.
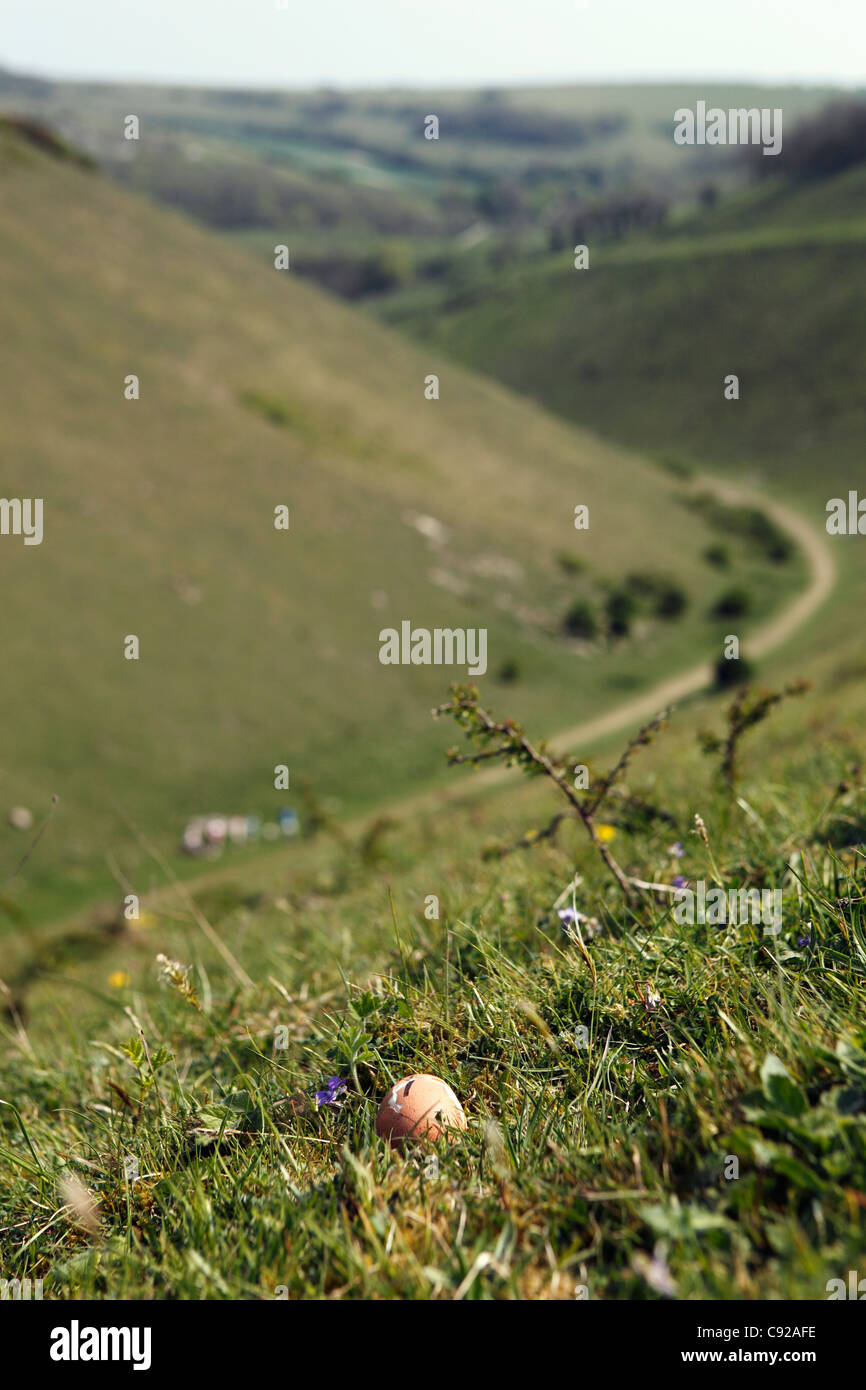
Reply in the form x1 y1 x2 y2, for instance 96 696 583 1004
2 657 865 1299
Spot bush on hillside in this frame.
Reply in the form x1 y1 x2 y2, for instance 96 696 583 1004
711 588 752 619
745 99 866 181
556 551 585 576
562 600 598 640
549 191 669 249
626 572 689 620
714 654 756 688
703 544 731 569
0 115 94 168
605 588 636 639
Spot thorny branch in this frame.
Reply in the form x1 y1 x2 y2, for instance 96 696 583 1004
434 686 672 904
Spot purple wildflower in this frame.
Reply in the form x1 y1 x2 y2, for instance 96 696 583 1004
672 875 687 890
797 934 812 948
557 907 583 928
314 1076 347 1108
668 842 685 859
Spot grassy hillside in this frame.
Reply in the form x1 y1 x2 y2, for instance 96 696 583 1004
665 162 866 243
0 121 785 925
0 102 863 1308
2 618 865 1300
377 163 866 494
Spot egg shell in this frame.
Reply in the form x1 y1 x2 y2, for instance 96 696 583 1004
376 1073 466 1146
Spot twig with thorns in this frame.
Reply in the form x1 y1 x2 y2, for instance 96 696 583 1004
434 686 672 905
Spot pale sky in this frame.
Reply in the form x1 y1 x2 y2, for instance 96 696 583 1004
1 0 864 89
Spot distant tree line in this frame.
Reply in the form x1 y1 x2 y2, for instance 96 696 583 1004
548 191 669 249
300 244 413 300
745 99 866 180
439 104 626 147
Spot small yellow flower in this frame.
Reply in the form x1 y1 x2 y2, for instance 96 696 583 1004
597 823 617 843
108 971 131 990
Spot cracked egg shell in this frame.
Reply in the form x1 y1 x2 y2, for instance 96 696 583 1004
376 1073 466 1146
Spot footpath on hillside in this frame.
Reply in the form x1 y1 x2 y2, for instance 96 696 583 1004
36 473 837 936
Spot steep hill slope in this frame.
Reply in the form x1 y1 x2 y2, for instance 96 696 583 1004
378 164 866 494
0 122 774 923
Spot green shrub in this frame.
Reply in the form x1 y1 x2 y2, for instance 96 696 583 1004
555 551 585 576
626 571 688 620
714 653 755 687
703 543 731 569
562 600 598 640
655 583 688 619
711 587 751 619
653 453 694 480
606 588 636 639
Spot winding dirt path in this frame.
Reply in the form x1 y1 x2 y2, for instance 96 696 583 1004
394 474 836 810
145 474 840 889
30 474 837 936
546 477 836 757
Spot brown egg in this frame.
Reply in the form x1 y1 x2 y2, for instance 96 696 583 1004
375 1073 466 1146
